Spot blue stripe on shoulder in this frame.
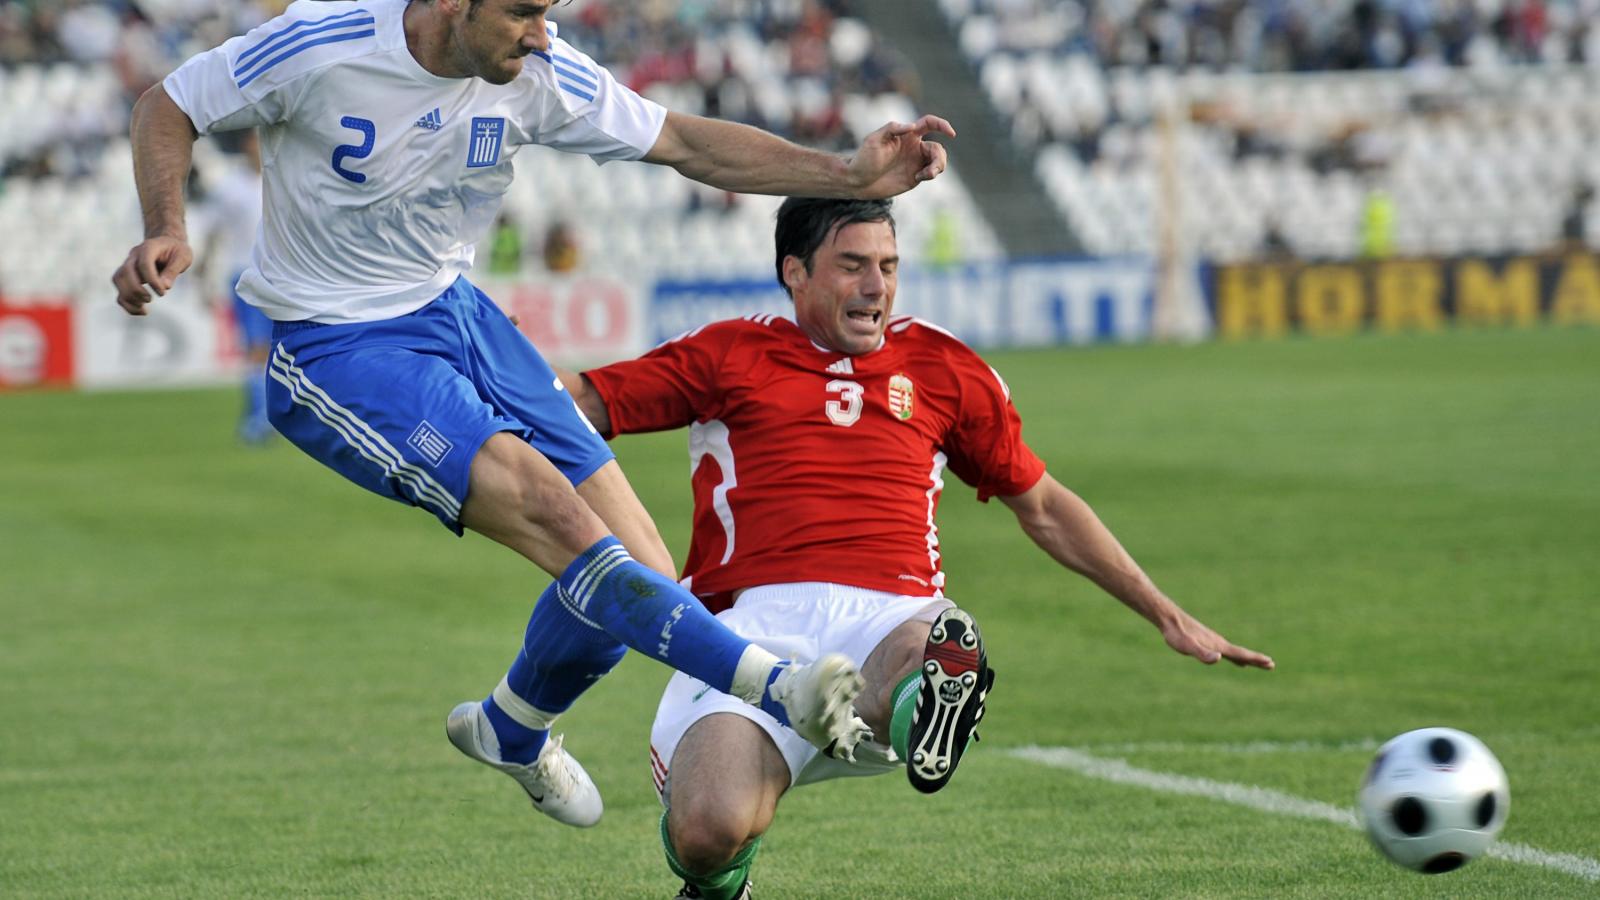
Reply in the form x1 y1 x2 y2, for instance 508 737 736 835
236 8 372 70
236 28 376 88
235 17 375 81
558 81 595 103
551 53 597 80
550 57 598 90
531 50 600 98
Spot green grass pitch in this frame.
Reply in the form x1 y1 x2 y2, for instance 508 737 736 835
2 326 1597 897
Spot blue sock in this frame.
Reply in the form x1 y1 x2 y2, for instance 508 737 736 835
239 364 272 441
482 582 628 764
245 365 267 421
558 537 761 698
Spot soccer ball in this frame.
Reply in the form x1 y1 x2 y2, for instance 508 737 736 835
1358 727 1510 874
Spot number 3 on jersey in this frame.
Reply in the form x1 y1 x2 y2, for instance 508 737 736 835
331 116 375 183
825 379 863 427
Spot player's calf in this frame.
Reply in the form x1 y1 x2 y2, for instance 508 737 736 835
903 607 992 793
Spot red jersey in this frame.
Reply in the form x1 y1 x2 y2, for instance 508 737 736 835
585 314 1046 612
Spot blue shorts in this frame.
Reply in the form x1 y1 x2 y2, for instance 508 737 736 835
231 276 274 350
265 277 613 534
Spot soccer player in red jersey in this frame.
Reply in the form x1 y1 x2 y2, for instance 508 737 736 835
565 197 1275 899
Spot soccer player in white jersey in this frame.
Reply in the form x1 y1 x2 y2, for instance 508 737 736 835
109 0 958 829
193 129 272 444
563 198 1275 898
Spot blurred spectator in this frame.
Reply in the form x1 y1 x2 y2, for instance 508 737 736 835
686 185 741 215
488 214 525 277
111 4 170 99
542 221 581 274
1560 182 1593 249
923 206 962 270
1259 218 1294 260
0 3 63 63
1310 122 1391 176
193 129 272 444
57 0 121 64
1360 186 1396 258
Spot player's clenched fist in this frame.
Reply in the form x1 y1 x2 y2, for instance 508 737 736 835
112 236 192 316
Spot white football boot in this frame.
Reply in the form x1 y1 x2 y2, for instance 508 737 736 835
767 653 871 762
445 701 603 827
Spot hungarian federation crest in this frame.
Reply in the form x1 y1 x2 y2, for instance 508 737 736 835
888 373 915 421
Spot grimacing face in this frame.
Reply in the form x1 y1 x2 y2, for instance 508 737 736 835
785 219 899 356
451 0 552 84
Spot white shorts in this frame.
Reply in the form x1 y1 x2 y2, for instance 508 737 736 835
649 583 951 802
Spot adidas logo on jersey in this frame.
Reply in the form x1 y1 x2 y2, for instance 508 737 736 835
825 358 854 375
414 108 443 131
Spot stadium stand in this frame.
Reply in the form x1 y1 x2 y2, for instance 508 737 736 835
0 0 998 302
6 0 1598 299
945 0 1600 262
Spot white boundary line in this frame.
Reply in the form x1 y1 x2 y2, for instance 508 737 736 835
1008 745 1600 883
1082 739 1382 755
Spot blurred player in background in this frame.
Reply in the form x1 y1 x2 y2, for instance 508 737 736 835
109 0 956 829
195 129 272 444
562 197 1275 899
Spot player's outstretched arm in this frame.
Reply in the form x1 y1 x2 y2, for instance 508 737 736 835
999 473 1275 670
551 366 614 437
644 111 954 200
112 85 200 316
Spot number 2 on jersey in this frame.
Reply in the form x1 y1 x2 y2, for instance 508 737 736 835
331 116 376 184
825 379 863 427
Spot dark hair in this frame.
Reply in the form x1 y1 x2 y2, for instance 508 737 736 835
774 197 896 296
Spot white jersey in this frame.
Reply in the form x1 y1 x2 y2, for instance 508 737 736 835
163 0 666 323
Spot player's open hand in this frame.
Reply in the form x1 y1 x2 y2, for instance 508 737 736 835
113 236 193 316
845 115 956 199
1160 608 1275 670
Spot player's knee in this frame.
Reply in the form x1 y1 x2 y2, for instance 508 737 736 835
668 808 753 875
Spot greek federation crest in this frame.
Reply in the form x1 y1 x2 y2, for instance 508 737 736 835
407 420 454 466
888 373 915 421
467 117 505 167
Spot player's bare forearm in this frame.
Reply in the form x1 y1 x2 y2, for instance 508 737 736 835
567 372 613 436
999 474 1274 669
645 112 856 197
1001 474 1171 623
130 84 199 241
112 84 200 314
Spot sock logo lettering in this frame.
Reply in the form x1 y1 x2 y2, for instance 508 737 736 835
657 602 686 659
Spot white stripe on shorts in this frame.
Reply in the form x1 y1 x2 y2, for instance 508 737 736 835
268 344 461 519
